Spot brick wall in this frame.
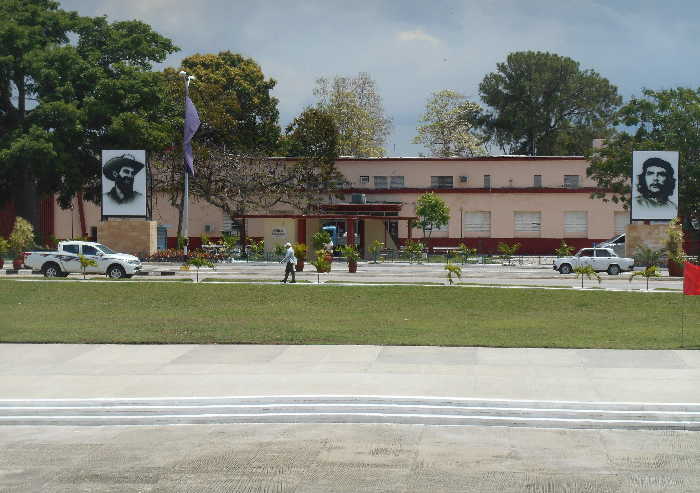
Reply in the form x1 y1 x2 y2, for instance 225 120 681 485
97 220 157 257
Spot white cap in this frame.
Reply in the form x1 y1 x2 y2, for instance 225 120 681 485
285 242 292 247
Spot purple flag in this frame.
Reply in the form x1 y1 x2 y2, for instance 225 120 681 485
183 96 201 175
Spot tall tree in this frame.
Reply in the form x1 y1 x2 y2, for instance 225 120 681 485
413 90 485 157
476 51 621 156
0 1 179 230
278 107 346 214
313 72 392 157
167 51 280 154
153 52 281 237
587 87 700 237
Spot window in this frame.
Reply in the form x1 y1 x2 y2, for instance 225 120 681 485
483 174 491 188
82 245 98 256
533 175 542 187
63 244 79 254
614 212 629 234
222 213 241 237
390 176 405 188
373 176 388 189
359 176 369 185
463 212 491 234
595 249 611 257
579 249 594 257
431 176 453 189
514 212 541 234
564 175 580 188
564 211 587 235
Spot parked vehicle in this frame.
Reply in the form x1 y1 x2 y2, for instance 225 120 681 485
24 241 142 278
553 247 634 275
597 233 625 257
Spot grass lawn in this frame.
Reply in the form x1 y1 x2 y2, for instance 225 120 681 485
1 279 698 348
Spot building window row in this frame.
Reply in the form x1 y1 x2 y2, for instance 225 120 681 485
359 174 582 189
371 176 405 189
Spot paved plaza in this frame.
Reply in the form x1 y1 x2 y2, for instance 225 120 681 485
1 344 699 491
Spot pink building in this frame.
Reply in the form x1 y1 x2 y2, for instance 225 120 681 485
30 155 627 256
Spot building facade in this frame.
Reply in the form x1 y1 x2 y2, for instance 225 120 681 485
9 156 630 256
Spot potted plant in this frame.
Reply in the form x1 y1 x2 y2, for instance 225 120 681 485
0 236 9 269
340 245 360 273
293 243 307 272
9 217 35 270
665 218 685 277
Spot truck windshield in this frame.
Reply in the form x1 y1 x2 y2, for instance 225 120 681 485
95 244 116 254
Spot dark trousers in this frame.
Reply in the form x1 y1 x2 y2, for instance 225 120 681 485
283 262 296 282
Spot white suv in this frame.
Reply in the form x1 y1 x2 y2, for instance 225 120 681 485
553 247 634 276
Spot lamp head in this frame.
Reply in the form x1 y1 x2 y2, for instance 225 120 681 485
178 70 187 77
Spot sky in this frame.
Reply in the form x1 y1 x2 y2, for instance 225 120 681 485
60 0 700 156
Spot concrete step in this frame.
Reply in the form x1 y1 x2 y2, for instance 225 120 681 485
2 396 699 430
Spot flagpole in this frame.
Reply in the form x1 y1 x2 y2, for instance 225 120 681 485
180 71 193 256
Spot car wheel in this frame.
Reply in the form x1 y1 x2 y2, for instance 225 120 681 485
559 263 572 274
107 265 126 279
42 262 62 278
607 264 621 276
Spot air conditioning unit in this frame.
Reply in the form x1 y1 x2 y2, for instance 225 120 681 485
459 175 469 183
351 193 366 204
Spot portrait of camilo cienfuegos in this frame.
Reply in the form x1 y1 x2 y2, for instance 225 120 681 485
101 150 147 216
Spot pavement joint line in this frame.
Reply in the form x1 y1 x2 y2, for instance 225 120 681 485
1 395 699 406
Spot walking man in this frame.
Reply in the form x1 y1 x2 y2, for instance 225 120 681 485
280 242 297 283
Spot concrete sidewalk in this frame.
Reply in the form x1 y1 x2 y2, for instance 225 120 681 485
1 344 698 403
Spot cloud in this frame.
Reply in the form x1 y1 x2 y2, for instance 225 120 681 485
396 29 440 44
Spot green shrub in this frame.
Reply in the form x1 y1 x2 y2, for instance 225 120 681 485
497 242 520 265
78 254 98 280
665 218 685 265
311 231 332 250
573 265 601 288
293 243 307 261
457 243 477 264
629 265 661 291
340 244 360 263
444 262 462 285
368 240 384 263
554 240 574 257
311 249 331 273
634 245 664 267
404 241 424 264
9 217 35 254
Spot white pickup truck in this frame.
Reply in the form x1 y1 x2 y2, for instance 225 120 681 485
24 241 142 279
553 247 634 276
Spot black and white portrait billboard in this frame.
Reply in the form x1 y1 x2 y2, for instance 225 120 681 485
632 150 679 221
102 150 147 217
